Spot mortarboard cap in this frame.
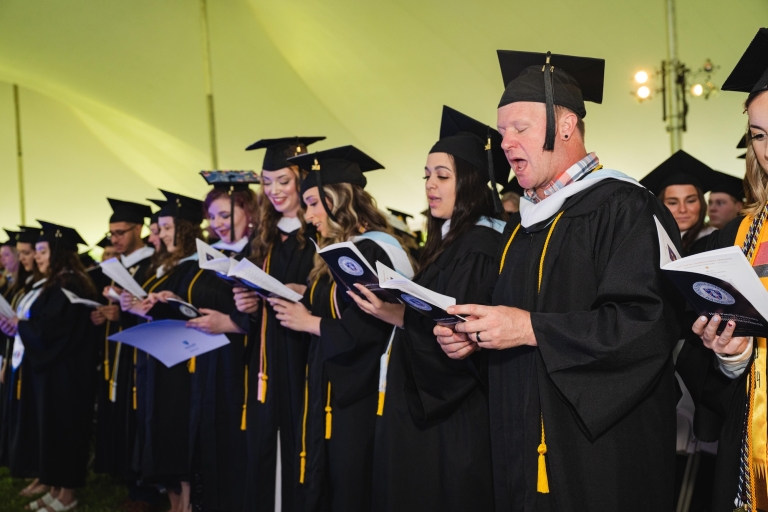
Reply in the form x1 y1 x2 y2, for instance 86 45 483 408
97 236 113 248
497 50 605 151
291 145 384 223
108 198 153 225
721 28 768 95
640 150 719 196
246 137 326 171
2 230 19 247
15 226 41 245
738 133 748 159
387 208 414 222
710 172 746 202
147 199 165 224
36 220 87 252
430 106 510 211
155 190 204 225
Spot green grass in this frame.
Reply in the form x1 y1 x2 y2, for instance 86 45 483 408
0 468 131 512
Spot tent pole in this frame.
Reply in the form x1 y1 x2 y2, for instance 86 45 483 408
199 0 218 169
13 84 26 225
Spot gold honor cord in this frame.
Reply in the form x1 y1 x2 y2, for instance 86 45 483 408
325 282 338 440
241 335 249 431
299 364 309 484
497 210 565 495
377 340 393 416
132 273 170 410
186 269 205 374
257 249 273 403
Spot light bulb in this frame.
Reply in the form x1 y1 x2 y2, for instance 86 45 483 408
691 84 703 97
634 71 649 84
637 86 651 99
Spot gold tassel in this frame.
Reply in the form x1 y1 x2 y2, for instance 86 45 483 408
537 415 550 493
257 304 268 403
104 320 111 381
258 372 268 403
325 382 332 439
16 368 21 400
132 348 137 410
299 365 309 484
188 356 196 373
377 391 385 416
299 451 307 484
240 365 249 431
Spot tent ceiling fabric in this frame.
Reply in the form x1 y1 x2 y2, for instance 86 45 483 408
0 0 766 244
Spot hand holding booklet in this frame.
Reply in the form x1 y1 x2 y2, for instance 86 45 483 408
312 239 399 303
100 257 147 298
655 215 768 337
376 262 465 325
196 239 302 302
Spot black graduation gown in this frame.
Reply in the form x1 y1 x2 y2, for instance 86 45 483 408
17 274 98 488
134 259 197 485
675 216 750 512
94 254 154 480
371 225 499 512
180 263 249 512
299 239 395 512
491 180 684 512
3 283 40 478
0 283 17 467
245 227 315 512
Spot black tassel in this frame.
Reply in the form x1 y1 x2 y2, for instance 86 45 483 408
229 185 235 243
543 52 556 152
313 160 338 224
486 128 502 214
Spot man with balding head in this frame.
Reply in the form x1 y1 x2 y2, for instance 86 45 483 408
434 51 684 511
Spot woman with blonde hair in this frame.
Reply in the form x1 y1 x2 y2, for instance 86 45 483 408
677 27 768 511
269 146 414 512
235 137 322 511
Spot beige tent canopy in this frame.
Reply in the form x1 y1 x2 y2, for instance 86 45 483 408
0 0 762 245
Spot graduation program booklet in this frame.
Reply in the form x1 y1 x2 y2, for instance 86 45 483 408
61 288 103 309
376 261 465 325
108 320 229 367
100 258 148 298
147 298 202 321
312 239 398 303
655 215 768 337
196 238 302 302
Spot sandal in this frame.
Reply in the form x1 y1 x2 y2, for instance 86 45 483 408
44 499 78 512
19 479 48 497
26 493 54 510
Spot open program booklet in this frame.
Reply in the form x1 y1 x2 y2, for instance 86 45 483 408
376 261 465 326
655 215 768 337
196 239 302 302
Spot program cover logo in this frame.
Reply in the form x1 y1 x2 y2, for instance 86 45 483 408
338 256 364 276
692 282 735 305
401 293 432 311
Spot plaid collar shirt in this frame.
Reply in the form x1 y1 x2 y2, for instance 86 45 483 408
524 152 601 204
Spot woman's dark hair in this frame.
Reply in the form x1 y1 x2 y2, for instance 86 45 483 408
658 185 708 253
419 155 497 270
148 218 202 276
43 245 97 298
8 243 37 299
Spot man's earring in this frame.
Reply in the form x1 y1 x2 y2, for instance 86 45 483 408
564 134 569 139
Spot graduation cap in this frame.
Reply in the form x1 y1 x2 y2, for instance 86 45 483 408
721 28 768 95
36 220 87 252
497 50 605 151
640 150 719 196
2 230 18 247
97 236 113 248
290 145 384 223
147 198 165 224
737 133 748 159
387 208 414 223
15 226 41 245
430 106 510 212
108 198 153 225
155 190 204 225
200 170 261 242
710 172 746 202
246 137 326 171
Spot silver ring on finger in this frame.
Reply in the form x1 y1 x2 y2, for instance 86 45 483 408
476 331 482 343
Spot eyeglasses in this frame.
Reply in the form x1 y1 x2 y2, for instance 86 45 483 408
107 228 135 238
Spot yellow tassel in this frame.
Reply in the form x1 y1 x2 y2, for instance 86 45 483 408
258 372 268 403
104 326 111 381
16 369 21 400
132 348 137 410
188 356 196 373
376 391 385 416
133 385 137 410
299 451 307 484
537 416 550 493
299 365 309 485
109 378 115 402
324 382 332 439
240 365 249 431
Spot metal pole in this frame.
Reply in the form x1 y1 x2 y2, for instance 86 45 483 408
199 0 218 169
665 0 683 152
13 84 26 225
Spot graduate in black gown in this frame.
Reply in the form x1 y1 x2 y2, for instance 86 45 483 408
349 106 506 512
120 191 204 512
0 232 20 467
270 146 415 512
164 170 259 512
0 227 44 498
92 199 157 510
235 137 322 512
13 222 98 511
434 51 684 511
676 28 768 511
